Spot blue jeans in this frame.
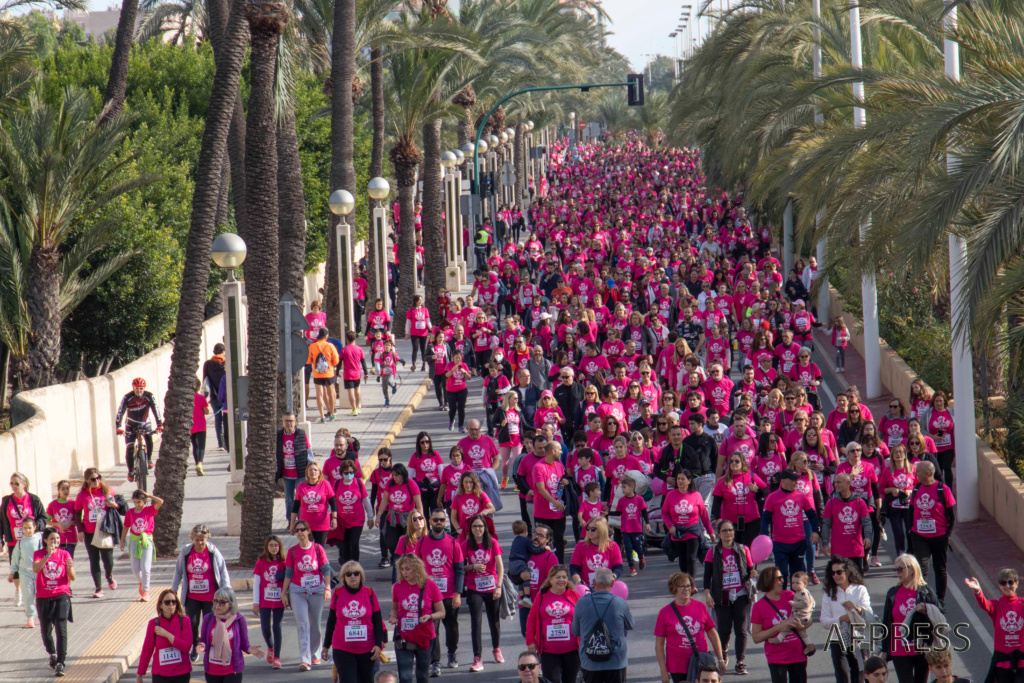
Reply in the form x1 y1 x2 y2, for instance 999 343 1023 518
622 532 644 568
803 520 816 575
772 539 807 589
396 646 430 683
283 477 298 528
209 395 226 448
519 605 530 638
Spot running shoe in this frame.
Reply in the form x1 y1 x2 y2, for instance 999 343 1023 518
349 409 358 416
267 648 275 664
639 558 646 570
299 662 311 671
459 426 466 433
272 658 282 669
54 663 65 677
385 399 390 407
127 471 135 482
449 422 455 431
429 662 441 677
629 567 637 577
26 618 34 628
735 660 748 675
108 578 117 590
141 590 150 602
810 571 820 585
312 656 321 665
447 653 459 669
470 657 483 672
500 477 508 489
493 648 504 664
48 654 57 669
196 463 205 476
93 588 104 598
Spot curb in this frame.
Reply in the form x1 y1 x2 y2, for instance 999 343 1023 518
949 530 999 599
360 375 433 480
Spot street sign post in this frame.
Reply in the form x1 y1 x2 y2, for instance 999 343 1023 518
278 293 311 414
501 161 516 187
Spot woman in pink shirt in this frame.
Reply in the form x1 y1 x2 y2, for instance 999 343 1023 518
74 467 123 598
461 516 505 672
927 392 956 488
444 350 471 433
751 566 810 681
711 454 766 548
290 462 337 548
405 295 432 371
662 469 713 575
191 378 209 476
655 572 724 683
364 298 391 344
34 528 75 675
137 588 194 681
252 536 287 669
524 565 580 683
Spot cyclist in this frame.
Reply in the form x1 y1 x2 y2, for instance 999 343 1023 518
116 378 163 482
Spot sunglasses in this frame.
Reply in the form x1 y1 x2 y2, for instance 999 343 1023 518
162 599 178 606
896 566 908 573
1001 580 1018 586
832 569 846 576
345 571 362 578
518 663 539 672
413 516 425 522
295 527 309 533
89 476 102 482
431 518 446 524
587 526 599 532
419 440 431 445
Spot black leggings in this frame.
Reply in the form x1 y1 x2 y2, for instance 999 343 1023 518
204 674 243 683
714 595 751 661
59 543 76 560
543 515 567 565
383 518 403 561
334 648 376 683
339 525 364 565
501 297 516 319
432 375 447 407
887 507 913 556
475 349 492 369
829 643 860 683
448 389 468 428
673 537 700 575
411 336 428 365
153 674 192 683
259 606 284 655
541 649 581 683
768 661 808 683
37 594 71 665
310 529 328 547
936 449 955 489
467 590 501 657
430 597 461 663
186 596 214 648
892 653 929 683
869 511 882 558
910 532 949 600
83 531 114 589
191 431 206 465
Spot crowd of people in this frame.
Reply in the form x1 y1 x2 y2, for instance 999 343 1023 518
2 136 1002 683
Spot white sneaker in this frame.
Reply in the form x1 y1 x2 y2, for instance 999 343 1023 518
16 593 22 607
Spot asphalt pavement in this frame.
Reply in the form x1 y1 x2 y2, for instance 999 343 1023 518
121 358 994 682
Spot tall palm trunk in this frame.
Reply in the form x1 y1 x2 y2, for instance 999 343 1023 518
366 44 384 306
227 91 249 239
277 104 306 414
215 157 231 226
390 143 422 336
98 0 139 126
422 120 445 323
152 0 250 557
514 121 525 208
23 244 60 387
326 0 357 334
239 0 286 567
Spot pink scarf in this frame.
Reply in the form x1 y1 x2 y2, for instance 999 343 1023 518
212 614 237 664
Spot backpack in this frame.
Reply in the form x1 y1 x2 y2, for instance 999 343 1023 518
314 344 330 374
582 593 614 662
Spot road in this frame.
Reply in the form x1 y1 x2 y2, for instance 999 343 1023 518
123 360 994 682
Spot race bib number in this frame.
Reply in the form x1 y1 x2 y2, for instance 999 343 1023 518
158 647 182 665
723 571 741 589
888 435 902 447
916 518 936 534
301 573 322 589
416 321 426 330
434 576 448 593
530 568 539 584
264 586 282 602
475 575 496 592
345 624 368 641
509 422 520 435
402 617 418 631
89 508 101 523
936 434 951 448
546 623 570 641
13 526 22 541
189 578 209 593
284 455 296 470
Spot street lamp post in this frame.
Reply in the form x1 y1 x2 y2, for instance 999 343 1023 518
452 148 467 283
568 111 576 152
441 150 462 290
488 134 499 226
944 0 978 521
328 189 356 338
212 233 247 534
850 0 882 399
368 177 391 315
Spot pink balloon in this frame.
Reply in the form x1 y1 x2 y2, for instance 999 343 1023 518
750 535 774 565
575 583 590 596
610 580 629 600
650 478 666 496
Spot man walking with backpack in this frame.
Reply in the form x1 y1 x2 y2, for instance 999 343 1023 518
306 327 340 422
571 568 635 683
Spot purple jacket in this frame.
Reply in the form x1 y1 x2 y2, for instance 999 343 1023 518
199 613 251 674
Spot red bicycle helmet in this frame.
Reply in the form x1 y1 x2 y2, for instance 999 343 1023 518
132 377 146 389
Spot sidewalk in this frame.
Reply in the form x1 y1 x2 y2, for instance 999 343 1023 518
0 333 438 683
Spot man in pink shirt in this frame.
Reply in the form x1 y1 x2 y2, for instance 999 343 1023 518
339 331 369 416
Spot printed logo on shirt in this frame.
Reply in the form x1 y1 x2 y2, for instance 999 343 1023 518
338 490 360 507
262 565 281 582
722 554 739 574
898 596 917 618
469 549 489 566
838 505 859 525
779 500 801 518
426 548 448 569
1002 612 1023 634
674 497 695 517
390 489 409 506
401 594 421 614
296 553 318 573
42 559 64 581
545 600 572 619
674 615 700 640
461 499 480 516
187 555 210 575
586 554 609 572
53 508 74 525
130 517 149 535
302 490 322 505
342 600 368 620
916 493 935 511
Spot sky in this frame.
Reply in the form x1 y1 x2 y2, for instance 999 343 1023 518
601 0 715 70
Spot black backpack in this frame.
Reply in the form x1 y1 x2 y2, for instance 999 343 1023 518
582 593 614 662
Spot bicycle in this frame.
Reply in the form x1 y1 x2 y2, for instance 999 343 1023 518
134 428 151 492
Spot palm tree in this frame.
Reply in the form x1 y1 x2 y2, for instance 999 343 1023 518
239 0 287 566
152 0 249 557
98 0 140 126
137 0 207 45
0 87 150 388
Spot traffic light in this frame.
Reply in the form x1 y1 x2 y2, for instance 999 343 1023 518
627 73 645 106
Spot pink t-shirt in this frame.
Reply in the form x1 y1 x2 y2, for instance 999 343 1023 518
880 468 916 509
4 492 32 539
661 490 712 541
191 393 208 434
462 538 503 593
185 548 217 601
836 461 878 499
46 499 78 545
702 546 754 590
305 311 326 342
654 600 717 674
911 481 955 538
253 558 286 608
824 496 871 558
340 344 366 380
440 462 470 504
763 489 813 544
751 591 807 664
384 480 421 514
393 579 443 648
410 451 444 484
74 488 110 535
890 585 919 657
286 542 328 591
330 585 380 653
295 480 336 532
616 494 648 533
569 541 623 585
712 473 766 525
580 500 605 525
535 590 579 654
452 492 492 534
125 505 157 536
34 548 72 598
531 460 566 520
444 362 470 392
406 307 431 336
411 534 464 599
457 435 499 470
334 478 369 529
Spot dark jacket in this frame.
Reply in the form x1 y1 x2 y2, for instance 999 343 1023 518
703 541 755 606
881 582 940 658
0 493 47 545
554 381 585 430
681 432 717 477
275 428 311 481
202 356 226 398
513 383 542 428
